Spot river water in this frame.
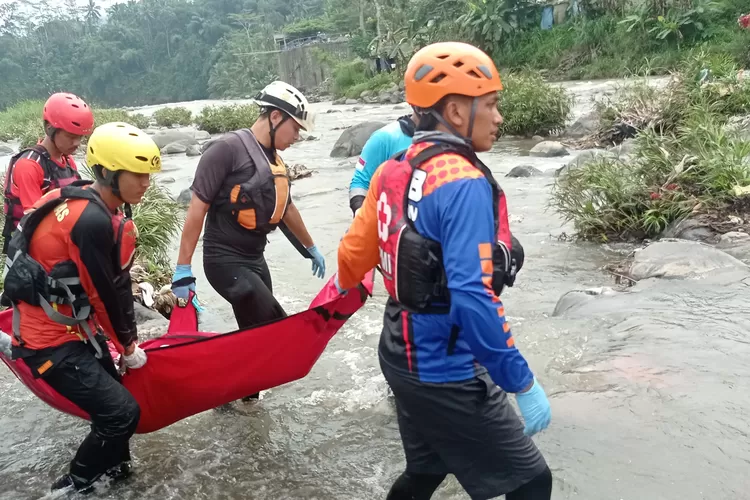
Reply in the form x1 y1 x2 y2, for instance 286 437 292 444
2 77 749 500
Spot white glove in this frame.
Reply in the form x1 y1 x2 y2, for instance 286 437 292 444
123 344 147 369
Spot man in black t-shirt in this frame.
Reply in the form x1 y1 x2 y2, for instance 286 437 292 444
172 83 325 403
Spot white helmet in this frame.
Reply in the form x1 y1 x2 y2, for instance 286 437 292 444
254 81 315 132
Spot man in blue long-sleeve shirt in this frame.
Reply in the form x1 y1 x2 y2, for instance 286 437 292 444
348 114 417 216
336 42 552 500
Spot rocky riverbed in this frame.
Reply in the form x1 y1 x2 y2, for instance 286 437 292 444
1 77 749 499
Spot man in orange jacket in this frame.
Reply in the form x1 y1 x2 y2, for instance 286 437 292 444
2 92 94 254
4 122 161 494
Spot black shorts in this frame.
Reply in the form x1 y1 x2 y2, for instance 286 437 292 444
380 357 548 500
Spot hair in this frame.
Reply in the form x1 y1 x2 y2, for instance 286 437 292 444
415 98 447 132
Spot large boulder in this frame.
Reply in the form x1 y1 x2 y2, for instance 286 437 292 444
185 145 202 157
529 141 568 158
0 144 14 155
555 149 608 177
194 130 211 142
151 129 198 149
506 165 542 178
161 142 188 155
345 98 359 105
629 240 748 280
565 110 599 138
330 121 387 158
660 217 718 243
552 287 618 317
176 187 193 206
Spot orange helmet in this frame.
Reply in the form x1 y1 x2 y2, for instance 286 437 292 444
404 42 503 109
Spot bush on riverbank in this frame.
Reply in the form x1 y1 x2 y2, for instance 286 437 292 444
195 104 260 134
331 58 400 99
153 107 193 127
0 100 150 147
499 72 573 136
551 59 750 241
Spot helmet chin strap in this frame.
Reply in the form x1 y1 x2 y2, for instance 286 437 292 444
424 97 478 147
266 108 289 151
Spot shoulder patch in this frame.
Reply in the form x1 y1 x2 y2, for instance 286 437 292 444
420 153 484 197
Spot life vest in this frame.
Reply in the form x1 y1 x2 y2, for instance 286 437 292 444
3 181 138 358
376 142 524 315
213 129 290 235
2 145 80 246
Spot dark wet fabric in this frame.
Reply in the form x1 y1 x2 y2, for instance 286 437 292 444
25 336 139 485
203 255 287 329
380 356 547 499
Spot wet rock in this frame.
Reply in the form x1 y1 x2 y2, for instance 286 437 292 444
386 82 399 93
160 176 176 184
531 135 544 142
351 106 362 112
660 217 718 243
176 187 193 206
378 92 391 104
715 231 750 261
553 287 618 316
565 110 599 138
388 93 401 105
345 98 359 105
325 109 341 114
152 129 198 149
288 163 314 180
364 96 379 104
333 97 346 105
161 142 187 155
629 240 748 280
186 145 201 157
609 137 636 157
506 165 542 178
133 302 169 338
393 104 408 110
0 144 15 154
330 121 386 158
529 141 568 158
555 149 608 177
194 130 211 141
360 90 374 99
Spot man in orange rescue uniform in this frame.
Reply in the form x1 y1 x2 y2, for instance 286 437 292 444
335 42 553 500
3 122 161 494
2 92 94 254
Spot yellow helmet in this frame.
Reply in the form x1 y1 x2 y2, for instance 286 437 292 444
87 122 161 177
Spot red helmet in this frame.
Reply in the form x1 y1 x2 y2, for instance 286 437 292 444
43 92 95 136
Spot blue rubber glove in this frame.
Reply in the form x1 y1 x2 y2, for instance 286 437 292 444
306 245 326 279
171 264 203 312
514 378 551 436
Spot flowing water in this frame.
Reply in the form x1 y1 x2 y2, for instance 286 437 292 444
2 77 749 500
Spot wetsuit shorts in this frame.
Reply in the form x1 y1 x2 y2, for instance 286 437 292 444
380 356 548 500
203 254 287 330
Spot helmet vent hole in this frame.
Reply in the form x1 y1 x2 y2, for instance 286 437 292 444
72 121 81 126
72 104 79 108
116 124 126 127
453 61 464 69
129 133 139 137
65 96 73 100
430 73 446 84
436 54 449 60
467 70 481 79
135 156 148 162
89 146 95 155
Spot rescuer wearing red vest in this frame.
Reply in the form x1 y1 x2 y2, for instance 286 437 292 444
336 42 553 499
3 122 161 494
2 92 94 254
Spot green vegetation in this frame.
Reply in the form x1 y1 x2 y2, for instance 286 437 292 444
499 72 573 136
551 53 750 241
1 0 748 109
153 107 193 127
194 104 260 134
0 100 149 148
131 181 184 286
